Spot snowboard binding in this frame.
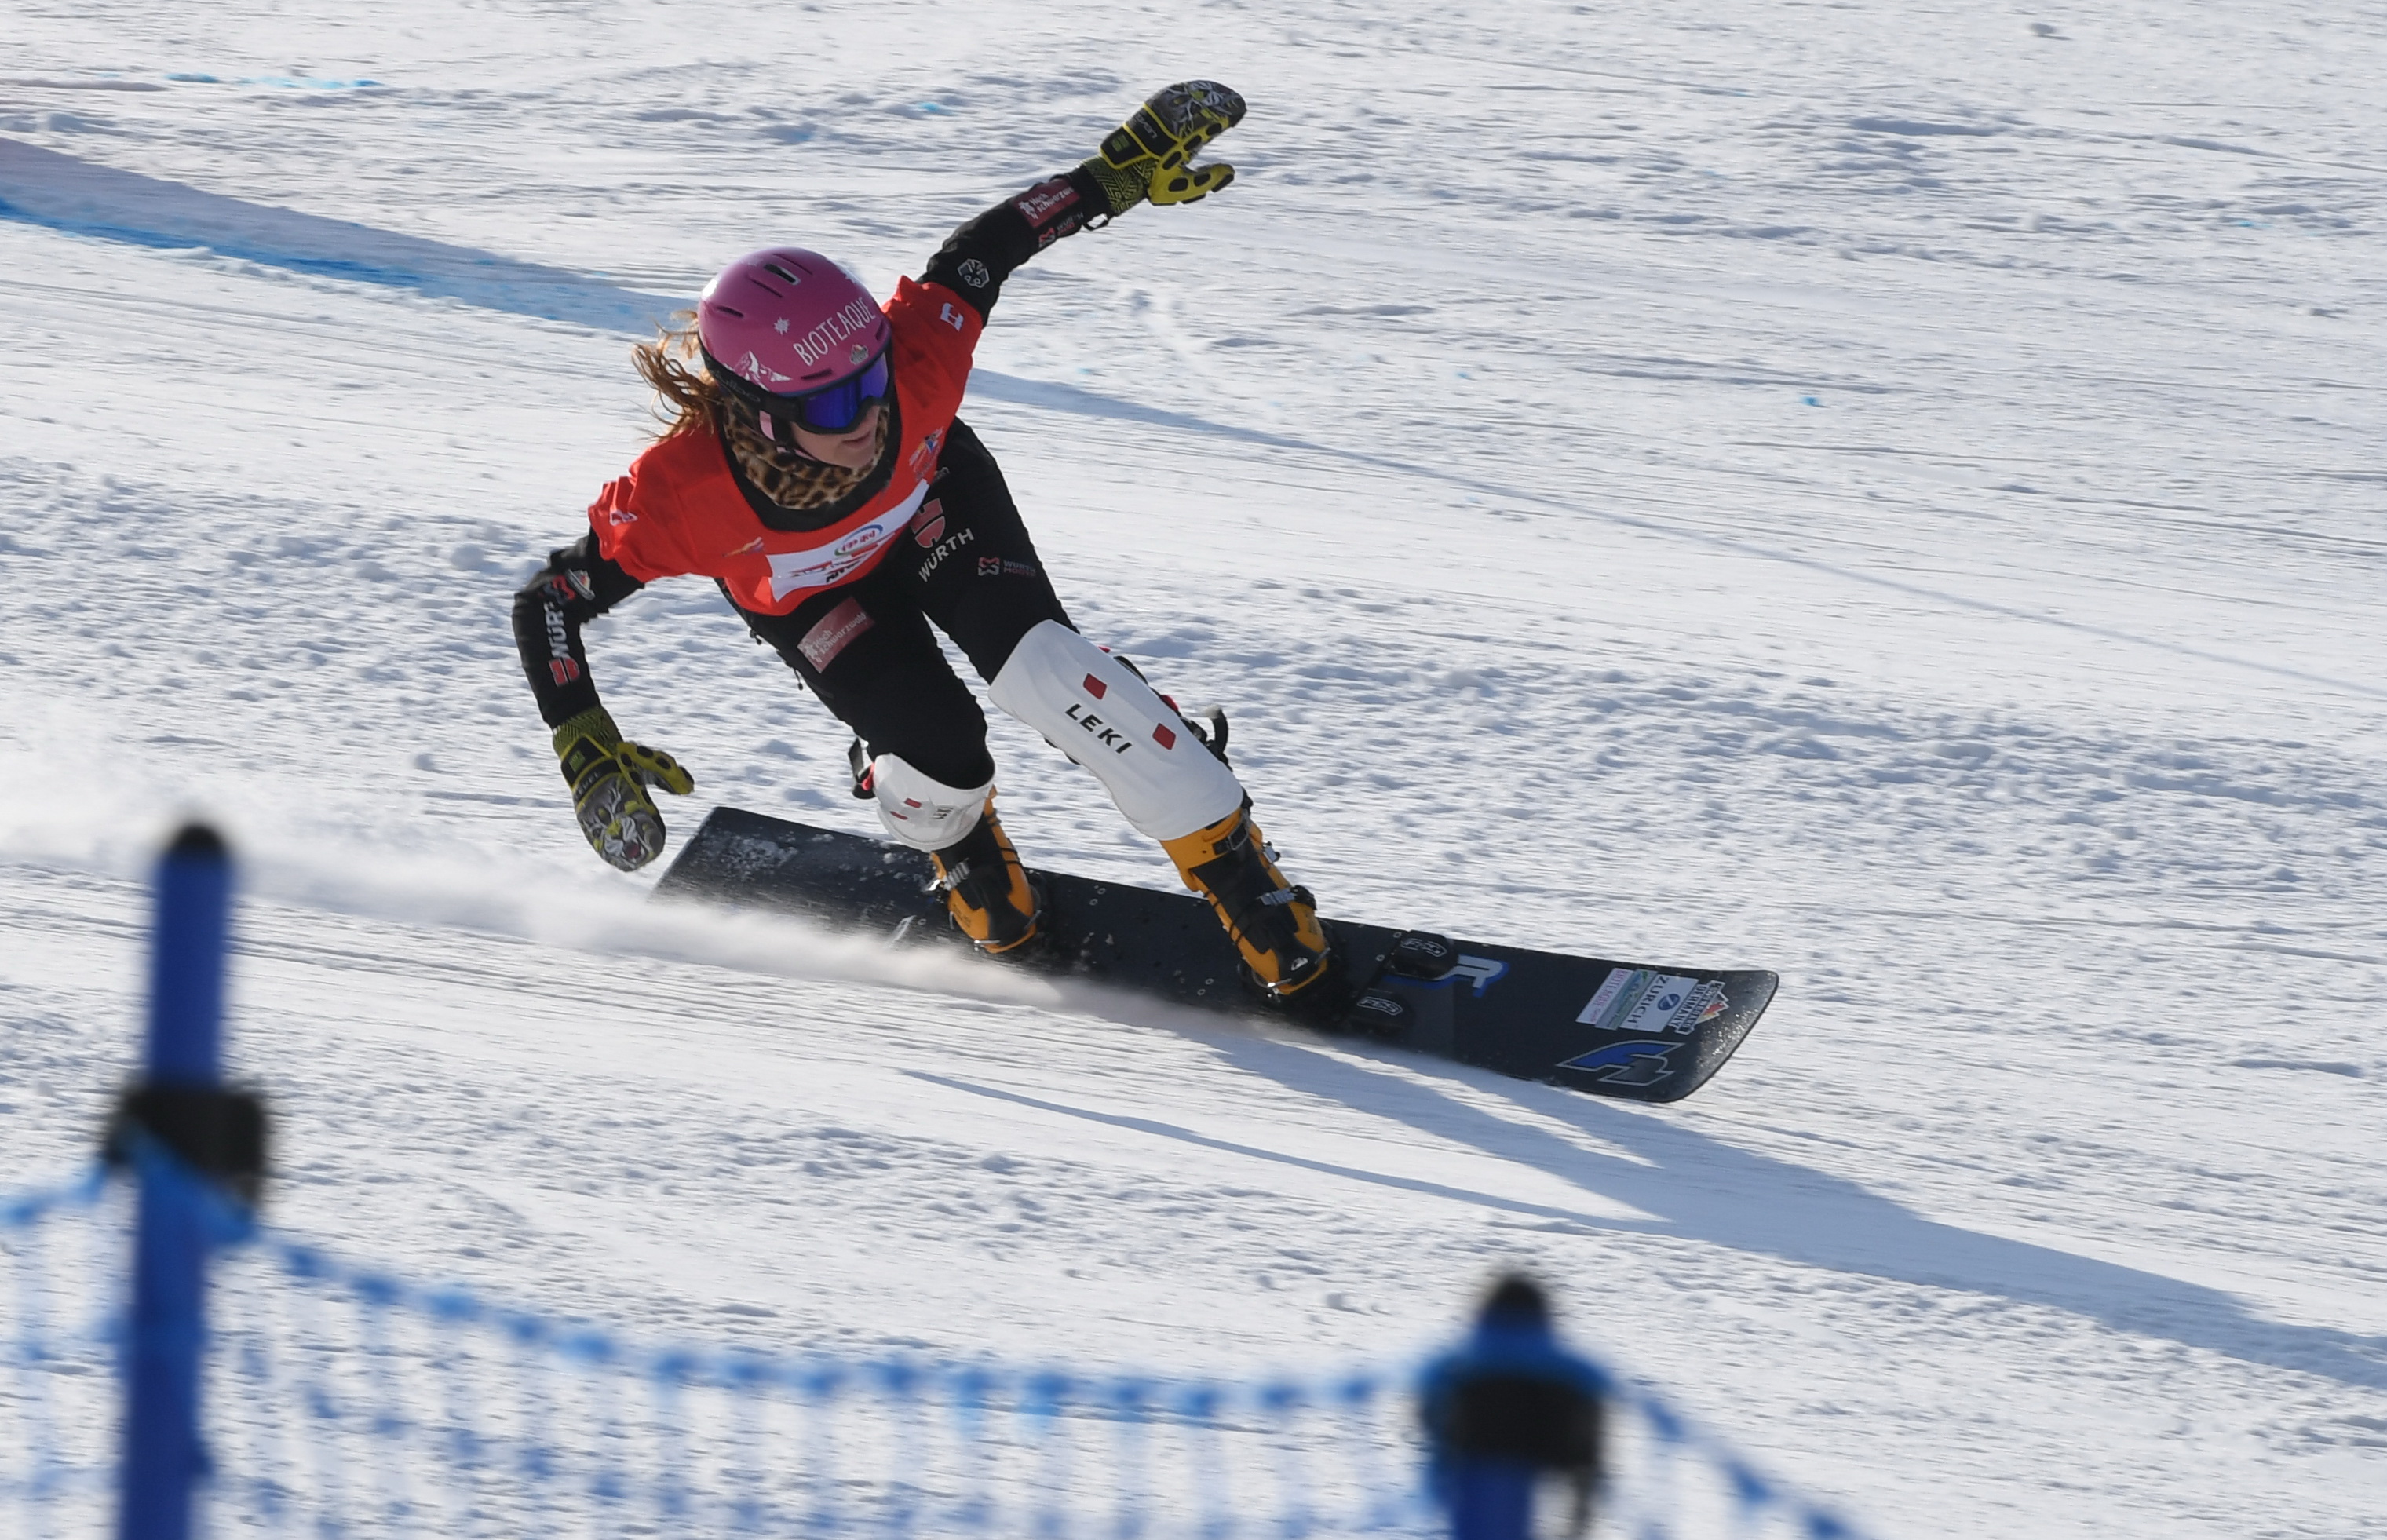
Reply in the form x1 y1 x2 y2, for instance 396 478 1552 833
1336 931 1462 1038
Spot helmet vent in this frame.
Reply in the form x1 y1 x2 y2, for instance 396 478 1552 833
714 303 746 319
762 261 803 285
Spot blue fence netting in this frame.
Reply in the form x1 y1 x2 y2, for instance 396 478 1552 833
2 1157 1867 1540
2 1166 122 1535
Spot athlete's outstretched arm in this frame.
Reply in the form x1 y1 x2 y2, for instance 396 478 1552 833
921 82 1245 324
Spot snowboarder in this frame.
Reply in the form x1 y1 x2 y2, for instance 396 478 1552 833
509 82 1335 1002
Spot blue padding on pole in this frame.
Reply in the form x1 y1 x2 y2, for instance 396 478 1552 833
118 823 234 1540
1448 1461 1536 1540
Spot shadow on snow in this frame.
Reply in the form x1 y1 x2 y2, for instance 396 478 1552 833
0 137 675 334
912 1029 2387 1397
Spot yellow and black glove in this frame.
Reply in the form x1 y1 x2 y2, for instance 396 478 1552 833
553 706 695 872
1079 81 1247 217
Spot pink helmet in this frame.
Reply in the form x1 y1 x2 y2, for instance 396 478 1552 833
697 248 894 437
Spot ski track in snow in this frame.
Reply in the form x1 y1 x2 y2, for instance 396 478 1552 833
5 3 2387 1535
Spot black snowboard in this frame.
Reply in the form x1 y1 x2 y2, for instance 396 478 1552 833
654 806 1776 1104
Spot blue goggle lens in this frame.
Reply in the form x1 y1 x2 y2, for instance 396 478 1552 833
784 352 892 434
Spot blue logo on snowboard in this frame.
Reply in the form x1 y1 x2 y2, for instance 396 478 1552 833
1558 1039 1681 1086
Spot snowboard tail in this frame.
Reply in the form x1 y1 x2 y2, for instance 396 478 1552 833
655 807 1775 1104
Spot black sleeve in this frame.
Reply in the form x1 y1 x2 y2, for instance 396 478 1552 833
919 166 1111 325
510 533 646 728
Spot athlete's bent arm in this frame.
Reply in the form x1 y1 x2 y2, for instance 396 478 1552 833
509 536 694 872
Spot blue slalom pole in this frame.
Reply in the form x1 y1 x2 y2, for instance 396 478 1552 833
116 824 233 1540
1422 1277 1606 1540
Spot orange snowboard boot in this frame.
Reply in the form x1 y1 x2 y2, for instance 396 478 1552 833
930 799 1042 954
1161 805 1333 998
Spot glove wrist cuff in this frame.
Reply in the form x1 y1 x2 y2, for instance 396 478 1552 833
1073 158 1145 220
553 705 622 757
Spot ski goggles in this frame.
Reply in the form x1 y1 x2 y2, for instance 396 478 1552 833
772 350 893 435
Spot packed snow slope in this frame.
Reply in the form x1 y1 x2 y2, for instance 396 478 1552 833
5 2 2387 1535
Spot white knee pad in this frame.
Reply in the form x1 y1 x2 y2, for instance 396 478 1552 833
870 754 991 852
987 619 1244 841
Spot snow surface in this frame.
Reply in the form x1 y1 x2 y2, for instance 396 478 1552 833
5 2 2387 1534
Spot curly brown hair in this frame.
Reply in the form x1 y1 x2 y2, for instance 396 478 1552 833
631 311 728 440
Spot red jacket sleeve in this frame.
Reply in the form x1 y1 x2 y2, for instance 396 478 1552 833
884 276 986 422
588 448 699 583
